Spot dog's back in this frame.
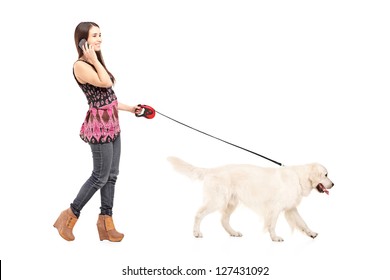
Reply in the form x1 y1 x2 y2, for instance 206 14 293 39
167 157 279 206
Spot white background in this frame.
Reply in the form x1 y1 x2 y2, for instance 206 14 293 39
1 0 389 279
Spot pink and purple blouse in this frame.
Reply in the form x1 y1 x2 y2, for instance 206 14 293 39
73 61 120 144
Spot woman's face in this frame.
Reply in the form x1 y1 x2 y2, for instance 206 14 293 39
87 26 102 51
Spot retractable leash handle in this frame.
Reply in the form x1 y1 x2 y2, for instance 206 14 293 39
135 104 156 119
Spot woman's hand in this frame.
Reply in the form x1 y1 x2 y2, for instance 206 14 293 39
131 105 143 115
81 42 98 65
133 106 143 115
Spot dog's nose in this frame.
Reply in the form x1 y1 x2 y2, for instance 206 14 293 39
330 182 334 188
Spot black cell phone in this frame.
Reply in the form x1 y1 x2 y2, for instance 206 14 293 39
78 39 88 49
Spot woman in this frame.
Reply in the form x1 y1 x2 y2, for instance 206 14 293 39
54 22 141 242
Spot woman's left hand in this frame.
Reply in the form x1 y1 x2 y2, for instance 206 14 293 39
133 105 142 115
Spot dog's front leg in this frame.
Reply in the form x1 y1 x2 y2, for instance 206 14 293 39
284 207 318 239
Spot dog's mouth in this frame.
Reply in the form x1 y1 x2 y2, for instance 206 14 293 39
316 183 329 195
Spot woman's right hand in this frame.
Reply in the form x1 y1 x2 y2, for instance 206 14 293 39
81 42 98 65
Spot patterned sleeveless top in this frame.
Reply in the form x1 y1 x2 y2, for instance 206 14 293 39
73 60 120 144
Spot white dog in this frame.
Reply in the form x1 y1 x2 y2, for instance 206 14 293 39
167 157 334 242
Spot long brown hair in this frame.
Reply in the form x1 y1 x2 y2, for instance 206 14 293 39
74 22 115 83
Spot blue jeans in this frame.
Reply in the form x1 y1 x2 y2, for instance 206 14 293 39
71 135 121 217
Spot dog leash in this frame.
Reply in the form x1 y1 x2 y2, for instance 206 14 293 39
136 104 283 166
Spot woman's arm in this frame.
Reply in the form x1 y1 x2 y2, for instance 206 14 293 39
74 60 113 87
74 45 113 87
118 102 141 114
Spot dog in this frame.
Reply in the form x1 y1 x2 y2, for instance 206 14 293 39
167 157 334 242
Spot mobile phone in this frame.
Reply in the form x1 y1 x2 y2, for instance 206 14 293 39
78 39 88 49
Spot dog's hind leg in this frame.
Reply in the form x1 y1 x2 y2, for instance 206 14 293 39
193 203 218 238
284 207 318 239
264 210 284 242
221 195 242 237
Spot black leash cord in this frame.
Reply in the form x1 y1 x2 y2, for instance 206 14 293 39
155 110 283 166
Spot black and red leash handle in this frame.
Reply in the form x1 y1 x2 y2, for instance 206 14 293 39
135 104 156 119
135 104 283 166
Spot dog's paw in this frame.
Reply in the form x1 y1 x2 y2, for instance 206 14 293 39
193 231 203 238
271 236 284 242
230 231 243 237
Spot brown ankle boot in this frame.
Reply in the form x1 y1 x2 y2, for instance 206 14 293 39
53 208 78 241
97 215 124 242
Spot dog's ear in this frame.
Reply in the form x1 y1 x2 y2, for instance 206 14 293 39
299 164 318 196
308 163 324 186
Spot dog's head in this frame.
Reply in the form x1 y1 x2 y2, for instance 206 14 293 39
308 163 334 195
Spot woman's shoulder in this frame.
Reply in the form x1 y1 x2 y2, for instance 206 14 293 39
73 60 96 75
74 59 93 67
73 60 95 85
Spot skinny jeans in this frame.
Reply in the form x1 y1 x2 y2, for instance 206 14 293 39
71 135 121 217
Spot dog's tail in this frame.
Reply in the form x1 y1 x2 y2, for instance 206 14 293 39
167 157 206 181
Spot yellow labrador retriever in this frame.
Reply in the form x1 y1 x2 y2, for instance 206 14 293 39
167 157 334 242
